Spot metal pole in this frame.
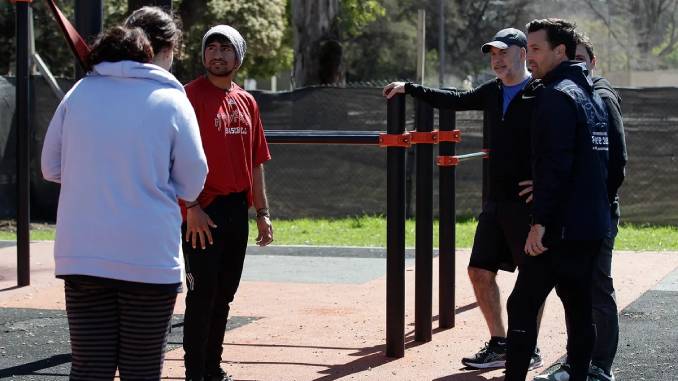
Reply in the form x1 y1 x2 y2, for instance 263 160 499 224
414 99 433 342
416 9 426 85
438 109 456 328
264 130 382 145
74 0 103 79
482 113 490 205
386 95 406 358
15 0 32 287
405 148 415 219
438 0 445 88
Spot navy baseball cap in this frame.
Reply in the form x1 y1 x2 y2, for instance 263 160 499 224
481 28 527 53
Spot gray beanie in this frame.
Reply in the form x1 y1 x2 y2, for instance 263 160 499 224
202 25 247 68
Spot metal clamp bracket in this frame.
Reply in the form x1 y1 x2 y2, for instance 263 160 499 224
436 130 462 143
436 156 460 167
379 133 411 148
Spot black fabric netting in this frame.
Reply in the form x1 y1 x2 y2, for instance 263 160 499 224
0 78 676 224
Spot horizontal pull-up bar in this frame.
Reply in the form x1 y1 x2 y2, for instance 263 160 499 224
454 151 488 161
437 151 488 167
265 129 463 147
265 130 381 145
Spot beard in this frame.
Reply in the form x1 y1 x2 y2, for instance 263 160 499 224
206 61 235 77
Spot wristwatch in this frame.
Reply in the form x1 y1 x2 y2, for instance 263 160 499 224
256 208 270 219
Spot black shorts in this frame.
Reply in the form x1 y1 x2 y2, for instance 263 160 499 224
469 201 531 273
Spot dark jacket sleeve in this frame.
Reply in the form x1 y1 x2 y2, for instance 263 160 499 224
404 81 493 111
531 89 577 227
601 95 627 203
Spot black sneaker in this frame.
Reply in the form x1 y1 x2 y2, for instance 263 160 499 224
461 341 507 369
588 364 615 381
528 347 544 370
204 367 234 381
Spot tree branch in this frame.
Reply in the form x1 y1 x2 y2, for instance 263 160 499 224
580 0 627 48
658 1 678 56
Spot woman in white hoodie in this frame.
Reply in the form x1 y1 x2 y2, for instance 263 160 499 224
41 7 207 380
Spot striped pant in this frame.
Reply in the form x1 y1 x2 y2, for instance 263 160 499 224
64 279 177 381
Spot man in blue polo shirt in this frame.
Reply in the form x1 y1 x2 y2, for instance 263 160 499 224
384 28 542 370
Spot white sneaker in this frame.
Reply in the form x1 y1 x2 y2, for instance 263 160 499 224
528 347 544 370
534 362 571 381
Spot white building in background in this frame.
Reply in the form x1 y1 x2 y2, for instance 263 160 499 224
245 70 293 92
606 70 678 87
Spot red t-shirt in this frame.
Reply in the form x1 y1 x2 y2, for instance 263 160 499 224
181 76 271 218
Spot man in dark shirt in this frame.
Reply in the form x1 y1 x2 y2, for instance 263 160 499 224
384 28 542 370
534 32 627 381
505 19 611 381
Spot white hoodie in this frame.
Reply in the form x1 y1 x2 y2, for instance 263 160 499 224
41 61 208 285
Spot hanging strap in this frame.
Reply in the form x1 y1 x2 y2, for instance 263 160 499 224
45 0 91 70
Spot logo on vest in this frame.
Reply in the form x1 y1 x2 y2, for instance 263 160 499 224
591 130 608 151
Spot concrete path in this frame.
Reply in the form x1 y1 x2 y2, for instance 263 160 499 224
0 242 676 380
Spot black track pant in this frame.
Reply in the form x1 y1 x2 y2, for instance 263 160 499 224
505 239 601 381
65 280 177 381
560 220 619 374
182 193 249 379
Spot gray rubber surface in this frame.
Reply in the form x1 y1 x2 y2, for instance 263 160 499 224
614 288 678 380
0 241 15 249
241 246 431 284
246 245 437 259
242 254 416 284
534 268 678 380
0 308 257 380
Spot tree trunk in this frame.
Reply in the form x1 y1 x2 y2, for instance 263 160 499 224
291 0 343 87
176 0 208 31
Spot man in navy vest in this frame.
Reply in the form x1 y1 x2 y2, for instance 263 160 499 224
504 19 612 381
533 31 627 381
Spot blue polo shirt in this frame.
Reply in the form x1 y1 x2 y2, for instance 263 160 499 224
502 76 531 115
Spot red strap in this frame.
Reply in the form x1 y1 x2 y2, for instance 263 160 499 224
45 0 91 71
436 129 462 143
482 148 490 159
410 130 463 145
379 133 411 148
436 156 459 167
409 131 437 144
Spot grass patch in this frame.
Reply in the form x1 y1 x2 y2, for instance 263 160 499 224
1 217 677 251
266 216 477 248
615 223 678 251
0 224 54 241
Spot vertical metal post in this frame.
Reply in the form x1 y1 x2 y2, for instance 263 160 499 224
386 95 406 358
405 147 415 219
438 0 445 88
416 9 426 85
15 0 32 287
414 99 433 342
74 0 103 79
482 113 490 205
438 109 456 328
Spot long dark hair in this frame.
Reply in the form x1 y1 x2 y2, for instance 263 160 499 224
86 26 153 70
124 6 182 56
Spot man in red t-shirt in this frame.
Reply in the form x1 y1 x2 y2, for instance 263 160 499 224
181 25 273 381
